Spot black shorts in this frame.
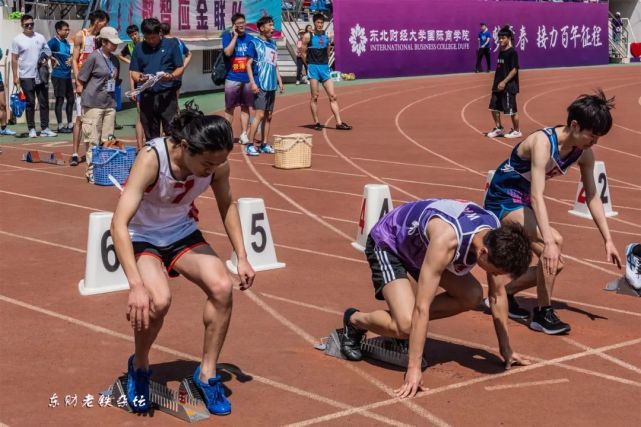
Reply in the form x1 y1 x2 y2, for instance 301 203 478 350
133 230 209 277
52 77 74 99
254 89 276 111
365 236 419 300
489 91 518 115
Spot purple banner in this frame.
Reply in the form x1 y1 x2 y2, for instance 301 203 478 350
334 0 609 78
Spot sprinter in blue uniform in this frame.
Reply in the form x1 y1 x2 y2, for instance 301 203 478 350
301 13 352 131
484 91 622 335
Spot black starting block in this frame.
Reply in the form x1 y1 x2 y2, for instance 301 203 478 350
315 328 428 370
100 375 210 423
605 277 641 297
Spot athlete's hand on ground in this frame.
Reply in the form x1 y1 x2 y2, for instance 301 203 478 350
236 259 255 291
395 367 424 398
501 348 531 370
604 240 622 269
127 286 154 331
542 242 561 276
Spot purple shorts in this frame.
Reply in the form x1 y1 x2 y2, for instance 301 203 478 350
224 80 254 110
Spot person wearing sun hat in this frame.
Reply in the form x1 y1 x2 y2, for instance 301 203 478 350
76 26 122 183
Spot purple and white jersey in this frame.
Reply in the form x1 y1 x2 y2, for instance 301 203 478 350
369 199 500 276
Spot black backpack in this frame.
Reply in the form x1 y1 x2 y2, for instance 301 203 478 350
211 51 226 86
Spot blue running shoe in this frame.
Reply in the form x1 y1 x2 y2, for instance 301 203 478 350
126 355 151 413
245 145 260 156
259 143 275 154
193 366 231 416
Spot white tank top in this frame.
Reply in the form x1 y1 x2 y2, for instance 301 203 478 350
129 138 213 246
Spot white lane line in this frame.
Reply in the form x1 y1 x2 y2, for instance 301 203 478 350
550 220 640 237
259 290 641 389
484 378 569 391
0 294 407 427
478 284 641 318
522 79 641 160
563 337 641 376
0 230 86 253
457 78 641 230
2 182 634 315
286 338 641 426
0 189 100 211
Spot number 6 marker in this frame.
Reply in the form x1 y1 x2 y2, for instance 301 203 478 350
79 212 130 295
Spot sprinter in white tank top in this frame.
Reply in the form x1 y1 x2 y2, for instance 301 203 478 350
111 105 254 415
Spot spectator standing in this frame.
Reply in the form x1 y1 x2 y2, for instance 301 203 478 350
245 16 284 156
48 20 75 134
475 23 491 73
129 18 184 140
301 13 351 131
160 22 192 72
70 9 110 166
76 26 122 184
0 48 16 136
222 13 254 145
295 30 307 85
487 26 521 139
118 24 146 149
11 14 57 138
612 12 623 43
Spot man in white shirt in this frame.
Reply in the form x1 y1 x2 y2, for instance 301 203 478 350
11 14 57 137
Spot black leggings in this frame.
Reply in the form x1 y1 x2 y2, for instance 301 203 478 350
52 77 74 125
20 78 49 130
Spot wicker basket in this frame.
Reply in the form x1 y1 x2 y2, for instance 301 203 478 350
273 133 312 169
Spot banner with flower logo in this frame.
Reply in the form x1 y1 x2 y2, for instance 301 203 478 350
334 0 608 78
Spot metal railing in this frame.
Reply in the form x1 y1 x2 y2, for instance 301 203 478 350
608 12 630 62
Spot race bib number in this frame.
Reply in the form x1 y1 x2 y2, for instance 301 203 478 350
264 47 277 66
231 57 248 73
106 79 115 92
83 36 95 53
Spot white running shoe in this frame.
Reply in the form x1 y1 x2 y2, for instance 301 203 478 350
625 243 641 290
40 128 57 137
487 127 504 138
504 129 523 139
28 128 38 138
0 127 17 135
239 132 250 145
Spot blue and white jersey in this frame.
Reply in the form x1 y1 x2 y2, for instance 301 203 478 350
370 199 500 276
248 37 278 91
485 127 583 213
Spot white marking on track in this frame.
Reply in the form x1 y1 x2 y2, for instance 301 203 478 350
484 378 569 391
0 294 407 427
563 337 641 376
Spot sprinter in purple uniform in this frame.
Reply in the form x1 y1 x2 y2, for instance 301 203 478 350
339 199 532 398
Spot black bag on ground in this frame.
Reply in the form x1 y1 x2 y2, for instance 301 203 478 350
211 52 227 86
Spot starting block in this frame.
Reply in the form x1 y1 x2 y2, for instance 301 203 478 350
605 277 641 298
100 375 210 422
315 329 428 370
22 150 65 165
